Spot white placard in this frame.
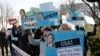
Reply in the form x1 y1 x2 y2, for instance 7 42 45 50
57 46 83 56
71 20 85 27
23 18 38 29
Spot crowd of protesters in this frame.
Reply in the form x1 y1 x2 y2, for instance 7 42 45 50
0 9 99 56
0 23 98 56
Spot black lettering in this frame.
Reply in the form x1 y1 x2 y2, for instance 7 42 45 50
60 54 66 56
55 38 80 48
24 18 35 22
44 12 58 19
61 40 73 47
24 23 37 27
32 23 37 26
24 19 27 22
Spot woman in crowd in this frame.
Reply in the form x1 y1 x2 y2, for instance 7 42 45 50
39 26 53 56
28 26 52 56
0 28 8 56
20 29 31 54
6 28 12 56
28 29 34 56
29 27 44 56
11 24 19 47
17 26 23 49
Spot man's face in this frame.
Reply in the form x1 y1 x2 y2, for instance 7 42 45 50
39 14 43 19
48 35 53 44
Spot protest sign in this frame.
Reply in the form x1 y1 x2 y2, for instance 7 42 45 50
62 11 86 27
21 16 38 30
36 11 60 27
46 31 84 56
8 19 17 25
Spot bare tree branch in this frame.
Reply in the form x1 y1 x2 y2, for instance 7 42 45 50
82 0 100 22
0 2 15 28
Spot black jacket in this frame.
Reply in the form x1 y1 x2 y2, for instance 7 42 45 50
0 32 6 45
12 26 18 37
34 29 43 39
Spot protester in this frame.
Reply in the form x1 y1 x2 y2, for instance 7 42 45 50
0 28 8 56
39 26 53 56
28 29 40 56
27 27 47 56
20 29 31 55
75 24 97 56
11 24 19 47
17 26 23 49
32 27 45 56
6 28 12 56
19 9 36 55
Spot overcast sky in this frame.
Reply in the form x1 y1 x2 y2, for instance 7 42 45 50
0 0 95 25
0 0 60 16
0 0 83 16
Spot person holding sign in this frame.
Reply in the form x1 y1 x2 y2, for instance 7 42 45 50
28 27 45 56
75 24 98 56
40 26 53 56
20 9 26 19
0 28 8 56
47 33 55 47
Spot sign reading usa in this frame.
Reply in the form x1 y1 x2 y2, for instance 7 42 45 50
45 31 84 56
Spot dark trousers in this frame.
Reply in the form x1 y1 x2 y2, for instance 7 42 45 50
84 37 88 56
9 41 12 56
30 45 40 56
1 45 8 56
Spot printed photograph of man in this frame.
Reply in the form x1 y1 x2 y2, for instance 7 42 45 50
47 33 55 47
38 12 45 20
20 9 26 19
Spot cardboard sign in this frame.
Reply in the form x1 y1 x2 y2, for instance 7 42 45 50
45 31 84 56
8 19 17 25
36 11 60 27
21 16 38 30
65 11 85 27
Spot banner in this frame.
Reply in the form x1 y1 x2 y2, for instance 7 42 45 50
36 11 60 27
45 31 84 56
12 43 30 56
21 16 38 30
